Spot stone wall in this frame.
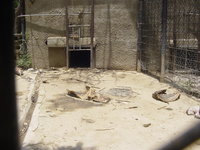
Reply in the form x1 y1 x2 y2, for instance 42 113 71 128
26 0 138 70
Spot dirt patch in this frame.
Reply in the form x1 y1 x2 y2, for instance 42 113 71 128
23 69 200 150
106 86 138 98
47 94 103 112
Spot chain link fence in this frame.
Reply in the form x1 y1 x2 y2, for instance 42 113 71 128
139 0 200 98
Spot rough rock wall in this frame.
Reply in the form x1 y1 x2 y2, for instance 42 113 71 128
26 0 138 70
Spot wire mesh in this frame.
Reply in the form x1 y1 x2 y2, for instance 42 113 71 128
140 0 162 77
140 0 200 98
67 2 93 51
165 0 200 97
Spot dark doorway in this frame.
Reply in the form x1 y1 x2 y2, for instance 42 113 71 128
69 51 91 68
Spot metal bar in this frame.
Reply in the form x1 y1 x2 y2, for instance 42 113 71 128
18 13 66 17
160 0 168 82
69 49 92 51
0 1 19 149
137 0 143 72
90 0 95 68
18 12 92 18
69 12 92 16
72 27 75 50
69 45 91 48
157 122 200 150
14 33 22 37
65 6 69 69
79 27 81 50
70 9 185 17
69 24 90 27
198 10 200 71
171 0 177 71
20 0 26 52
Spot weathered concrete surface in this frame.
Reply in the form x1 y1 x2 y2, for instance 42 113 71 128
22 69 200 150
47 37 66 47
94 0 138 70
26 0 138 70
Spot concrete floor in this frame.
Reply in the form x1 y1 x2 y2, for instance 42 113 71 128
18 68 200 150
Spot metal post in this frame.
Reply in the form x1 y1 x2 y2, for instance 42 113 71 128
137 0 143 72
20 0 26 52
160 0 168 82
171 0 177 71
0 1 20 150
90 0 95 68
65 6 69 69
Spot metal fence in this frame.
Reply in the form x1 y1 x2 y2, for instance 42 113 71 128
138 0 200 98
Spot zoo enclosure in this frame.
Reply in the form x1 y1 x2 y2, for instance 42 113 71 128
138 0 200 98
16 0 200 97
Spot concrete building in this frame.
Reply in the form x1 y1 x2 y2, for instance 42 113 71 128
25 0 138 70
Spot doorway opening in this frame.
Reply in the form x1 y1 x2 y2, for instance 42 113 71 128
69 50 91 68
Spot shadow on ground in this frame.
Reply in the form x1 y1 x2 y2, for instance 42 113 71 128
22 142 96 150
47 94 103 112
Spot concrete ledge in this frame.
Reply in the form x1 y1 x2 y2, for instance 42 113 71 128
18 72 40 130
47 37 96 47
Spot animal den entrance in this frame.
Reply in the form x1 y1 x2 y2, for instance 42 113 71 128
69 50 91 68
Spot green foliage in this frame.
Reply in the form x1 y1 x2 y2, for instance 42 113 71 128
16 53 32 69
14 0 20 8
